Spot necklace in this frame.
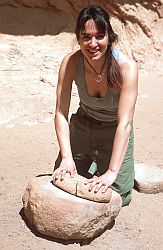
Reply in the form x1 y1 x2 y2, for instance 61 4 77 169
86 57 106 83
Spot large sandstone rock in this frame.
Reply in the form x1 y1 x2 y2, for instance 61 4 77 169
134 163 163 194
22 176 122 240
0 0 162 73
53 173 112 203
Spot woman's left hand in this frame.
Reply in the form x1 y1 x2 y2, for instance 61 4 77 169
85 170 117 193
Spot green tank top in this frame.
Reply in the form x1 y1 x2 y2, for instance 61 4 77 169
75 48 120 122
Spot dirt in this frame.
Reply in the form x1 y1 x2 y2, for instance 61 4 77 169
0 72 163 250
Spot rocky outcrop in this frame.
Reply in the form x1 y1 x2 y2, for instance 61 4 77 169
0 0 162 72
22 176 122 240
0 0 162 126
134 163 163 194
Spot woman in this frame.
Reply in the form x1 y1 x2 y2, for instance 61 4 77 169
53 5 138 206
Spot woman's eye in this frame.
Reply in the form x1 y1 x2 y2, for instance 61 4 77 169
96 34 105 40
82 35 91 41
80 34 105 42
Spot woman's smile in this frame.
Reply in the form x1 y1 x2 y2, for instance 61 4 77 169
79 19 109 61
87 49 99 57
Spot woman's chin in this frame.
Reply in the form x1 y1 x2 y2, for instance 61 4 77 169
87 52 101 61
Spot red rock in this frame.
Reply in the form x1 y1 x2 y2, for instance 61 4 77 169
22 176 122 240
134 163 163 194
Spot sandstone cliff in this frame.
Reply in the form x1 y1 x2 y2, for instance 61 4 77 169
0 0 162 125
0 0 162 72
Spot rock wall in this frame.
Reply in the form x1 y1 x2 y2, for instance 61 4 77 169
0 0 162 72
0 0 162 125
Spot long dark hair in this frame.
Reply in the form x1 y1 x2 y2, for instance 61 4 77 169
75 5 123 90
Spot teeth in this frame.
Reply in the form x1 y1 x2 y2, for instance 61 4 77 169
89 50 98 53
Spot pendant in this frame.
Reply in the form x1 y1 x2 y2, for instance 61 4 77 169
96 74 102 83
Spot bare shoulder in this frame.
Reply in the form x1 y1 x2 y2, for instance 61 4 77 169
62 50 81 63
60 50 81 80
117 50 138 91
118 50 138 77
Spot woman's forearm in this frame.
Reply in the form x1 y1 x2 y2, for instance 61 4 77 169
108 122 132 175
55 112 73 159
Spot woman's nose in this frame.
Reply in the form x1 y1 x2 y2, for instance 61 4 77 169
90 36 97 47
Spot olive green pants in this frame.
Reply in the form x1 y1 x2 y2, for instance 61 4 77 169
54 108 135 206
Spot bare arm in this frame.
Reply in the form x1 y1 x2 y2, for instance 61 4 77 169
108 57 138 176
53 52 78 179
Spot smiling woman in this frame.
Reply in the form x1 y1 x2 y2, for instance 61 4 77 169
75 7 123 90
78 19 109 83
53 5 138 207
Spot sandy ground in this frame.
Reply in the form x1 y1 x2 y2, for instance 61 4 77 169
0 72 163 250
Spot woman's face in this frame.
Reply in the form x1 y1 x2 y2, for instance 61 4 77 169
78 19 109 61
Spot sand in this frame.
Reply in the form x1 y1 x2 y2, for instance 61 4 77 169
0 72 163 250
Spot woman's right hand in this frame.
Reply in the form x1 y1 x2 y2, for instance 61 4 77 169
52 157 77 181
